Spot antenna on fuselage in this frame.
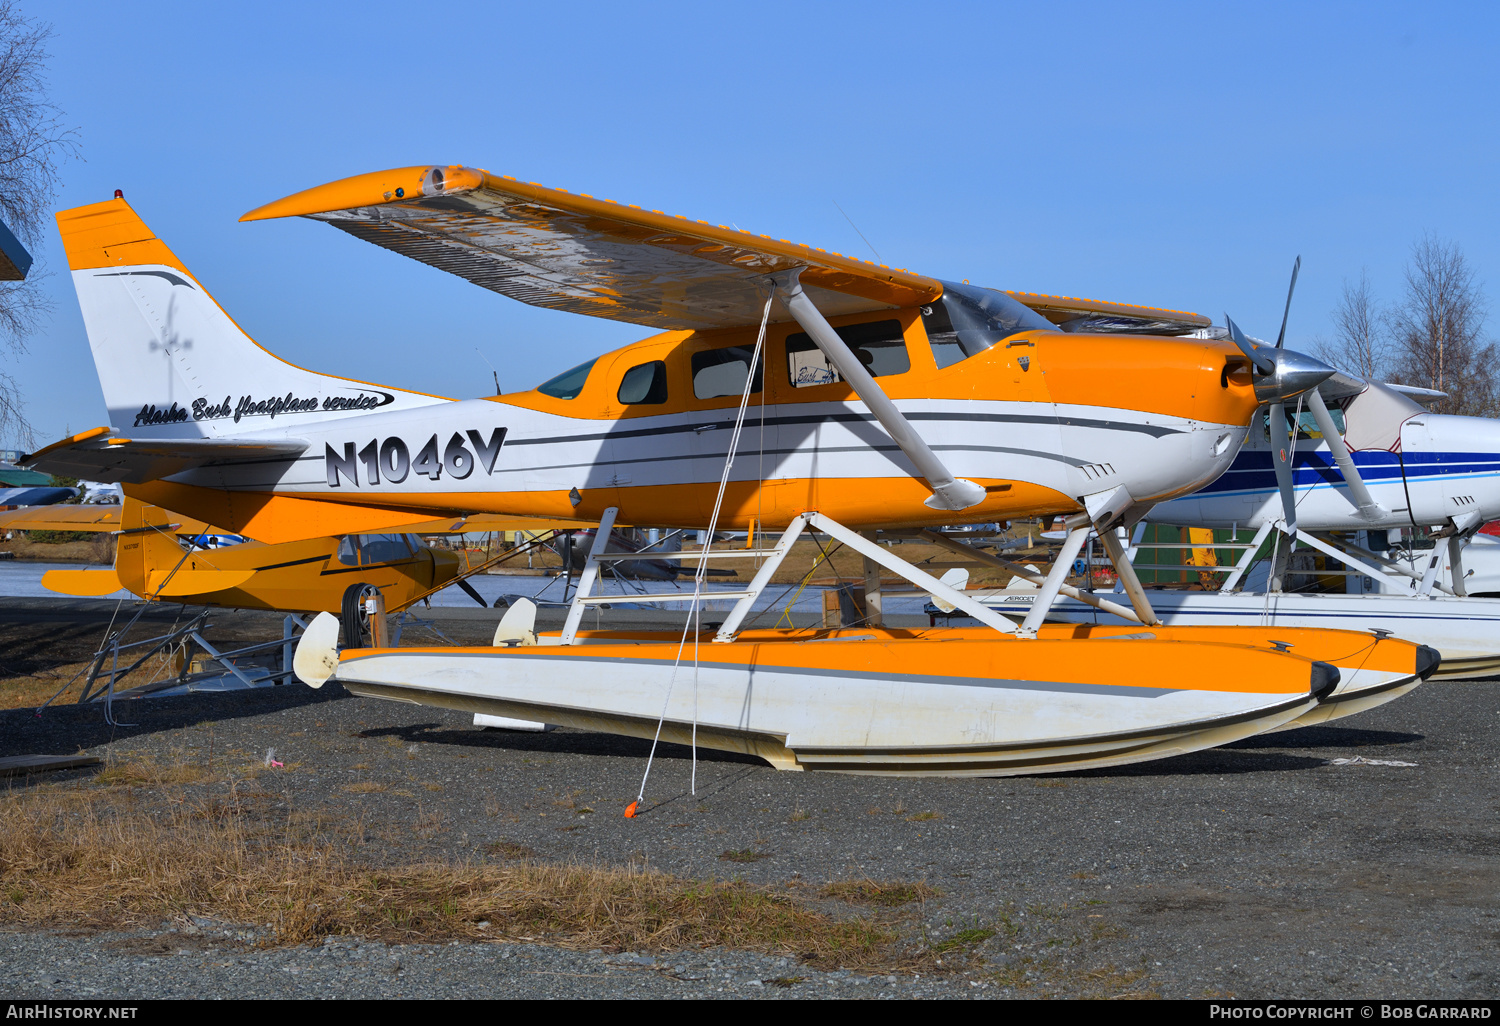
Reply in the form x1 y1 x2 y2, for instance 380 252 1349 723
476 348 501 395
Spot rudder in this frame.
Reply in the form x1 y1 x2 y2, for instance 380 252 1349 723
57 198 445 438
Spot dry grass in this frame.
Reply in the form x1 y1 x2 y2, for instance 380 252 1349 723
343 781 387 794
719 848 770 864
680 536 1032 589
818 880 937 908
0 615 287 712
0 535 113 564
0 663 94 710
486 841 536 860
932 926 995 952
0 777 933 970
96 759 216 788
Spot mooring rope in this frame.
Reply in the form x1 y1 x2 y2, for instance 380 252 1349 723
631 286 775 812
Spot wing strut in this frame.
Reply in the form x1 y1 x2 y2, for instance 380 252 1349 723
773 270 986 511
1304 389 1389 521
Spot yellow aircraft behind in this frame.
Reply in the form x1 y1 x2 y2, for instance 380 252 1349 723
0 499 585 628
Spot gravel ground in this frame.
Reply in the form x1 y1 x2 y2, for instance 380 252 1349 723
2 599 1497 1000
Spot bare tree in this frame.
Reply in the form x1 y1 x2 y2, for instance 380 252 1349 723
1387 234 1495 417
0 2 77 449
1318 269 1385 380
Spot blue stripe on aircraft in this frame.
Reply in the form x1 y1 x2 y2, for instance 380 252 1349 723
1196 450 1500 495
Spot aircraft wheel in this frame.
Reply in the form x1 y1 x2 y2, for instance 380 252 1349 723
340 582 382 647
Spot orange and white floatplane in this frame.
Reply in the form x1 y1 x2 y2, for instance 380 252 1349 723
27 166 1438 777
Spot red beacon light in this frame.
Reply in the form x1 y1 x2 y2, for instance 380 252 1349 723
114 190 123 199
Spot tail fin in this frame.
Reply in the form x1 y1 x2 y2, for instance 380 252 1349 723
112 496 178 597
57 198 446 437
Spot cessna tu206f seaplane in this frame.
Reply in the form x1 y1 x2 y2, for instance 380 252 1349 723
24 167 1438 776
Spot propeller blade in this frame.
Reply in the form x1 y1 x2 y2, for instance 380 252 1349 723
1225 315 1277 375
1267 401 1298 540
1274 255 1302 350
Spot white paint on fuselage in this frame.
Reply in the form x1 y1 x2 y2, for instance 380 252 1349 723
1152 412 1500 531
161 395 1246 521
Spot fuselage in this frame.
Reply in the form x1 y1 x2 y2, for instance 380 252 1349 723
1151 407 1500 531
125 306 1260 537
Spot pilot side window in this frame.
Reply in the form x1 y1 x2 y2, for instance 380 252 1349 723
538 358 598 400
692 347 763 400
785 320 909 387
617 360 669 404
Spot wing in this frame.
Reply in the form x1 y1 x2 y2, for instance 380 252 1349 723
244 165 1211 336
1008 292 1211 336
241 165 942 330
22 427 309 484
0 504 123 532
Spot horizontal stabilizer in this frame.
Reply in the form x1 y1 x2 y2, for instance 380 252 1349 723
22 428 308 484
1385 382 1448 404
146 568 258 597
42 568 125 597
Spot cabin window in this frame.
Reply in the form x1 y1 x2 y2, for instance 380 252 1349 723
538 358 598 400
336 534 415 567
692 346 763 400
923 280 1053 369
617 360 669 404
785 320 909 387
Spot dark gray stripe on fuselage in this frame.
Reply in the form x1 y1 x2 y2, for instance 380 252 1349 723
505 410 1184 450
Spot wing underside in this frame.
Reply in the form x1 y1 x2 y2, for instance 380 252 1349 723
243 166 942 331
243 164 1208 336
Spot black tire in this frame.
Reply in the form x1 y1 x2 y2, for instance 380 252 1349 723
340 582 381 648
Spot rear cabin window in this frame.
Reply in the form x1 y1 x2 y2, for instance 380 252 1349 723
617 360 669 404
538 358 598 400
786 320 909 387
692 347 763 400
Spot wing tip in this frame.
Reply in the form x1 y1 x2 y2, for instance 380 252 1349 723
240 164 484 222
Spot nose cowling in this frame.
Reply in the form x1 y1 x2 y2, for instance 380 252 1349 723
1253 347 1336 404
429 548 461 587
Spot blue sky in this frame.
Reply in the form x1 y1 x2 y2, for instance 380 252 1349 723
7 0 1499 447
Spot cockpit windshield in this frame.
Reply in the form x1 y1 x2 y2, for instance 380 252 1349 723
538 358 598 400
923 280 1055 369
